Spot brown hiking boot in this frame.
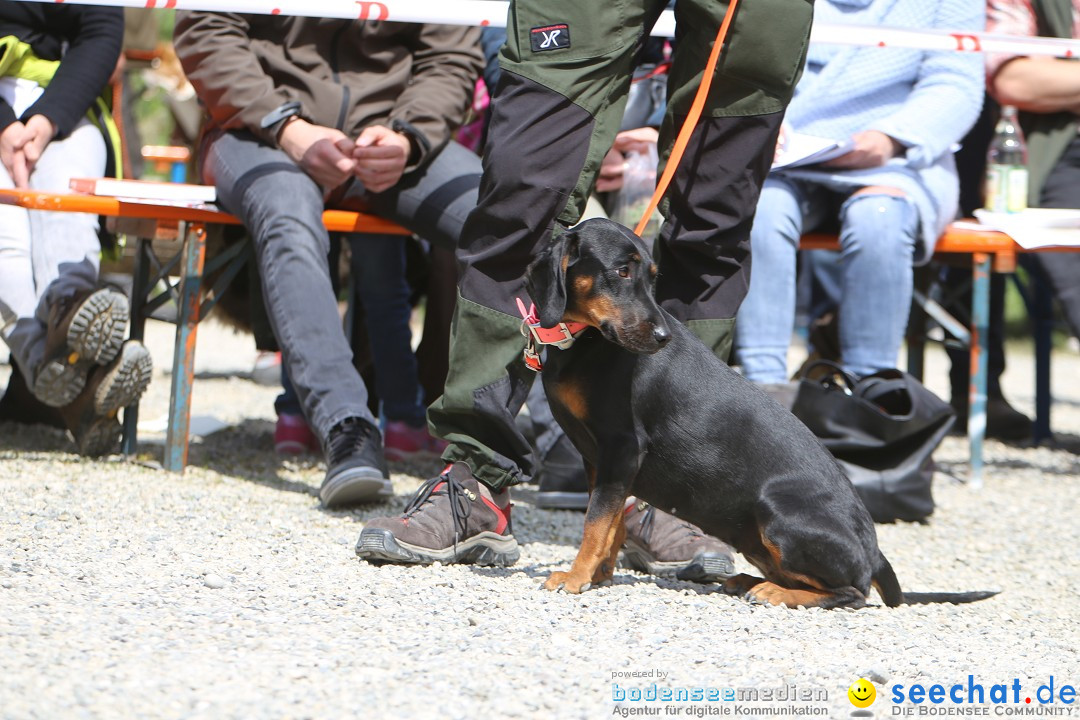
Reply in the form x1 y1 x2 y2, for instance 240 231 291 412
621 501 736 583
356 461 519 566
58 340 153 456
33 288 129 407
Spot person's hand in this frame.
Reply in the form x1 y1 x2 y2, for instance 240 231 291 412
349 125 411 194
597 127 659 193
597 146 628 193
1 121 30 188
823 130 902 170
774 122 791 163
19 115 56 178
278 118 357 190
611 127 658 156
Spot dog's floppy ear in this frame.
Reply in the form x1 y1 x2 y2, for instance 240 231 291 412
525 229 579 327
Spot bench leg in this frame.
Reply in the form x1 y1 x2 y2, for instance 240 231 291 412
120 237 152 457
967 252 990 488
164 223 206 473
1033 272 1054 444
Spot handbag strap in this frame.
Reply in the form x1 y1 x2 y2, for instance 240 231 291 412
799 359 860 394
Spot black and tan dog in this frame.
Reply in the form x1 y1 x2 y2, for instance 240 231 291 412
524 218 995 608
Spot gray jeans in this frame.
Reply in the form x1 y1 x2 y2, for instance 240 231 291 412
0 119 105 384
203 130 481 441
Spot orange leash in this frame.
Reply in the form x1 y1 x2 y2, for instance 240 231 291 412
634 0 741 237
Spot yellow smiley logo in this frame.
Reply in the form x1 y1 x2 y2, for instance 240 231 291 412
848 678 876 708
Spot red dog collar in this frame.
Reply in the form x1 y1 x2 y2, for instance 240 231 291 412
516 297 588 372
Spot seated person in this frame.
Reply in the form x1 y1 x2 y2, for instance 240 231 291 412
734 0 985 387
0 0 152 456
986 0 1080 344
174 13 484 507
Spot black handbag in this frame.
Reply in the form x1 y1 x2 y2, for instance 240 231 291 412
790 361 956 523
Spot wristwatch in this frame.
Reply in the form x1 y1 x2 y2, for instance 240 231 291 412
391 118 430 165
260 100 303 141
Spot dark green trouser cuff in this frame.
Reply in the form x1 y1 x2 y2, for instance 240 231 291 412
427 295 538 491
686 318 736 364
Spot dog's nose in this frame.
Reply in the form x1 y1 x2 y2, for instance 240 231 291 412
653 325 671 346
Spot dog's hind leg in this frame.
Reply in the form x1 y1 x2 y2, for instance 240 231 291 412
721 572 865 608
742 581 866 609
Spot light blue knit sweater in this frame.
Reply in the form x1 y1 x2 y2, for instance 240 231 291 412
779 0 985 260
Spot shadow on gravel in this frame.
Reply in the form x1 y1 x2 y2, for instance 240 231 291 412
0 420 76 455
468 561 721 596
157 369 259 382
170 418 321 499
1043 430 1080 455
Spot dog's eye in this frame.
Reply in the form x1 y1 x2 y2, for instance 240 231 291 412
617 266 631 279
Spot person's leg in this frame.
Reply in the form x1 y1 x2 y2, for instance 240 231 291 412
424 4 656 492
349 234 424 426
29 121 106 323
656 0 814 358
0 164 39 378
204 130 387 505
364 141 481 253
357 0 663 566
1 121 122 398
835 188 918 378
274 364 319 456
23 121 134 414
1033 136 1080 340
734 177 809 384
24 120 151 451
205 130 376 441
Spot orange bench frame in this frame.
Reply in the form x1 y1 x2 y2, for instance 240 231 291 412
0 187 409 472
0 186 1055 484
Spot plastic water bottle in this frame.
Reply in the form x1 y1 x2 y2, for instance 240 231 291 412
984 105 1029 213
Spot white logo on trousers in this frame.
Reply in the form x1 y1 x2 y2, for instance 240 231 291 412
539 29 563 48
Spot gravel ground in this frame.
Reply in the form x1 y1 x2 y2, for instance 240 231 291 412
1 319 1078 719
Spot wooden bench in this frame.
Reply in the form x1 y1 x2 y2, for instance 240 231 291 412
0 185 1057 485
0 187 410 472
803 224 1068 486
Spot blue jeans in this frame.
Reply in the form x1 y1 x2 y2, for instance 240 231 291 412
273 236 425 427
350 234 425 427
204 130 480 440
735 176 918 383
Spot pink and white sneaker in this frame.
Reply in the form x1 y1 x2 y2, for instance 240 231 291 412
275 412 319 455
383 420 448 462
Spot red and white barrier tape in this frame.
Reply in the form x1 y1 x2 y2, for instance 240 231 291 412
14 0 1080 58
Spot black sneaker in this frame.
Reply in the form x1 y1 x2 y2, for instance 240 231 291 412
535 435 589 510
622 501 736 583
34 288 129 407
320 417 391 507
356 461 519 566
951 394 1032 442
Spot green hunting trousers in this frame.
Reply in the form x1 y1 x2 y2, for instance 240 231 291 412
428 0 814 490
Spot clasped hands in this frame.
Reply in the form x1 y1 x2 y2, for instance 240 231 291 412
0 115 58 188
279 119 411 194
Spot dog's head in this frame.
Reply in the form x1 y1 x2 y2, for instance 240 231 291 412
524 218 671 354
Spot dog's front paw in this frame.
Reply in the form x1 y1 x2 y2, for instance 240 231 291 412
542 570 592 594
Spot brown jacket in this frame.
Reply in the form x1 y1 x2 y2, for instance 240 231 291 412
173 13 483 169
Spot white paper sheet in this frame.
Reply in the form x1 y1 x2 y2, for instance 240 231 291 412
772 132 856 171
972 208 1080 249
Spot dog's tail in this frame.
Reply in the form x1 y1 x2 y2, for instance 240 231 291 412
872 552 998 606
